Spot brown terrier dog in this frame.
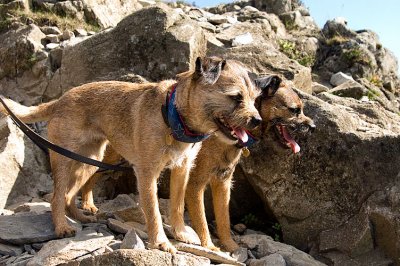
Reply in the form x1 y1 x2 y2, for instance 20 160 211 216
183 75 315 252
79 75 315 253
0 57 261 253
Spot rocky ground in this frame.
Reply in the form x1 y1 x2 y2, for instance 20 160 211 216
0 0 399 265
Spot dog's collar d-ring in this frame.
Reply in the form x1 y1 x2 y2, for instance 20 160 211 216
161 84 210 143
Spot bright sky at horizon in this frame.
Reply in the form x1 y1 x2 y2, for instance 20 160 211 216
194 0 400 70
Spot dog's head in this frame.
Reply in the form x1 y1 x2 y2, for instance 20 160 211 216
254 75 315 154
177 56 261 145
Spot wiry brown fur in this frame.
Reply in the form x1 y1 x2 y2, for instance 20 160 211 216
0 57 261 253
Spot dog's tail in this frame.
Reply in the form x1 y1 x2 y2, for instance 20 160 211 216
0 96 56 123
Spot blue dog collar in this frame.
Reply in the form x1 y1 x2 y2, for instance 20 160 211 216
162 85 210 143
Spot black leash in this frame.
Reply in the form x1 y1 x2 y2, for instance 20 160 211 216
0 97 131 172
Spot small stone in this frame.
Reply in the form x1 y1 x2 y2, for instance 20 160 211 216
108 240 122 250
74 28 87 37
138 0 155 7
107 218 132 234
62 30 75 41
232 32 253 47
120 229 145 250
45 34 60 43
312 82 330 94
46 43 60 50
87 31 96 36
232 247 248 263
330 72 354 86
40 26 62 35
233 223 247 234
31 243 44 250
208 14 230 25
329 80 367 100
172 241 245 266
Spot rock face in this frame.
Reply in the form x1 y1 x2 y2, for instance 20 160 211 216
239 89 400 263
1 0 400 265
45 5 207 99
0 117 51 208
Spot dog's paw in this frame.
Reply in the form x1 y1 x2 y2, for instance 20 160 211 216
149 241 177 254
202 243 220 251
55 225 76 238
172 225 201 245
221 239 240 253
81 203 98 214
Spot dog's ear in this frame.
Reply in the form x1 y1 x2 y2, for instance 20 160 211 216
194 57 226 84
255 75 282 97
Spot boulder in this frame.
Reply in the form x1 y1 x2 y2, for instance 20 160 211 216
61 249 211 266
322 17 357 39
329 80 368 99
81 0 143 29
45 6 206 99
253 0 292 15
0 24 49 106
0 117 51 208
238 89 400 261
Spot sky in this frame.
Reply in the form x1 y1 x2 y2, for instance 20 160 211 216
194 0 400 65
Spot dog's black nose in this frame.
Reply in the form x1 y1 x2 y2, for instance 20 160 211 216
250 116 262 128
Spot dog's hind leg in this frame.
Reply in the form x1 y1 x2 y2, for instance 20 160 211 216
80 174 99 214
185 174 219 251
65 140 108 223
210 176 239 252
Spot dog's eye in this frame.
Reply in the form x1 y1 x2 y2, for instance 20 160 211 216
288 107 301 114
230 94 243 103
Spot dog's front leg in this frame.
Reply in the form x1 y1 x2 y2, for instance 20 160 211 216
210 177 240 252
169 161 201 245
137 169 176 253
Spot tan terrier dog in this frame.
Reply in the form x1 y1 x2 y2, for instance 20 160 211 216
183 75 316 252
0 57 261 253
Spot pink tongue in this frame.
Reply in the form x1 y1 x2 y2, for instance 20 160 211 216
233 128 248 143
281 126 300 153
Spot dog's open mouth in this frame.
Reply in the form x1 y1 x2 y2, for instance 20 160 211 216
274 124 300 154
215 116 248 143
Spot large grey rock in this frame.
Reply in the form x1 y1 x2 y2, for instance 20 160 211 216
322 17 357 39
27 229 114 266
45 6 206 100
238 89 400 261
81 0 142 28
329 80 368 100
253 0 292 15
0 24 49 106
61 249 211 266
0 212 81 245
0 117 51 208
240 234 325 265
